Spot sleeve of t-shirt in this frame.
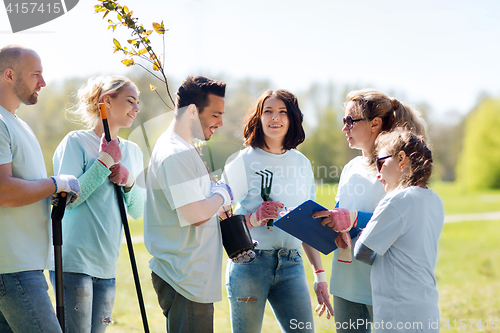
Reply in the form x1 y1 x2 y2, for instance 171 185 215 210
305 158 316 201
221 151 248 203
357 196 404 256
0 120 13 165
53 133 86 178
161 149 207 211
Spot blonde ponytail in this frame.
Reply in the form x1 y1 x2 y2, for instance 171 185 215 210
68 75 138 129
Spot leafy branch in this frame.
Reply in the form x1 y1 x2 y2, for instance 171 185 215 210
94 0 175 109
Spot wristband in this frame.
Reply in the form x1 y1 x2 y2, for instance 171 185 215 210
213 192 225 205
314 271 327 283
314 269 325 274
50 176 58 194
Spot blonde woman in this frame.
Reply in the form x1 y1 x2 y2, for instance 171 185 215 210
313 89 426 332
50 76 144 332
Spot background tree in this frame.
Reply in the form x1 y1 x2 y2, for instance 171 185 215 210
456 96 500 190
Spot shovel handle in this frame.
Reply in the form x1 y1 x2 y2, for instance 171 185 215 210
98 103 112 142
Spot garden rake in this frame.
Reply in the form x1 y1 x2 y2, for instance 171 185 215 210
256 169 274 231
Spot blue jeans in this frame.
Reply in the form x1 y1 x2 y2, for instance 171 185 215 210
333 296 373 333
0 271 62 333
49 271 116 333
151 272 214 333
226 249 314 333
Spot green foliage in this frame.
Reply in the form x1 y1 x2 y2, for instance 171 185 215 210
94 0 174 108
457 97 500 190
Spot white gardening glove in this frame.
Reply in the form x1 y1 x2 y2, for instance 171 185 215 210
51 174 81 205
211 180 233 206
313 271 334 319
97 134 122 169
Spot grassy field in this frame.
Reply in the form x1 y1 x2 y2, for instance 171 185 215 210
49 182 500 332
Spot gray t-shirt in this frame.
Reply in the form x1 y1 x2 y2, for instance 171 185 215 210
0 106 50 274
358 186 444 332
144 130 223 303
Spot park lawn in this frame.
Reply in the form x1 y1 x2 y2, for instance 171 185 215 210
49 182 500 332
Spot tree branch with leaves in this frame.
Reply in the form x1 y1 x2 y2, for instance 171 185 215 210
94 0 175 109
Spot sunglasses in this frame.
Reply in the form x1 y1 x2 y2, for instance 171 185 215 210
376 155 393 172
342 116 366 129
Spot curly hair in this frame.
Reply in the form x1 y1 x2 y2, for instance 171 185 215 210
375 128 433 188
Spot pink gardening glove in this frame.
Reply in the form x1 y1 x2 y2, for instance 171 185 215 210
313 271 334 319
313 208 358 263
109 163 135 189
246 201 284 227
98 134 122 169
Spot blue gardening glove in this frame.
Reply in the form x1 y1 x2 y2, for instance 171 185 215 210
210 180 233 206
50 175 81 205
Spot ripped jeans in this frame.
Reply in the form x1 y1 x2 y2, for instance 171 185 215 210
49 271 115 333
226 249 314 333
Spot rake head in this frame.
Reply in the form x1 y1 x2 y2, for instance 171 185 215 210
255 169 273 201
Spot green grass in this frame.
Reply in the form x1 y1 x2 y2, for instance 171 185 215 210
430 181 500 215
48 182 500 332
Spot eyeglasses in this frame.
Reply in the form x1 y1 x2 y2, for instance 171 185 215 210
342 116 366 130
376 155 393 172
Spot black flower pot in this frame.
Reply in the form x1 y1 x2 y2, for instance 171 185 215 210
220 214 255 259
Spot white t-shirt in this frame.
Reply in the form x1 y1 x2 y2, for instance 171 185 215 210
52 130 144 279
0 106 51 274
331 156 386 305
358 186 444 332
144 130 223 303
223 147 316 250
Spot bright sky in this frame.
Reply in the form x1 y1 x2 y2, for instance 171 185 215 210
2 0 500 121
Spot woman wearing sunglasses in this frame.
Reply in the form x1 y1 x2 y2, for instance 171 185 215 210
354 128 443 332
312 89 426 332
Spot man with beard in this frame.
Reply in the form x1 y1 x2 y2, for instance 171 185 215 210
0 45 81 332
144 75 232 333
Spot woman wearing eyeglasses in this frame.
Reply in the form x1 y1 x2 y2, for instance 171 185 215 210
354 128 443 332
312 89 426 333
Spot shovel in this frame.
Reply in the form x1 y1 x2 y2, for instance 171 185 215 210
51 192 66 332
99 103 150 333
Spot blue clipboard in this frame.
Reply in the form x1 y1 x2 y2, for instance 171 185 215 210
273 200 361 255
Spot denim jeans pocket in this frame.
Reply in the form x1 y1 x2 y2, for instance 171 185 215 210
0 275 5 299
291 252 303 264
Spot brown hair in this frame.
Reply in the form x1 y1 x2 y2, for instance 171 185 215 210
243 90 305 151
375 128 433 188
346 89 427 137
176 75 226 118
